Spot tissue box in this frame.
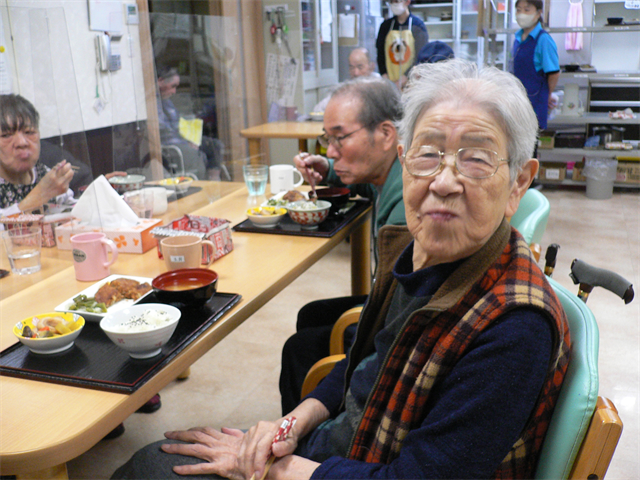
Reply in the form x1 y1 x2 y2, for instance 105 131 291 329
0 214 58 248
151 215 233 262
55 217 162 253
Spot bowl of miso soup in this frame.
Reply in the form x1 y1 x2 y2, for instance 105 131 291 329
152 268 218 307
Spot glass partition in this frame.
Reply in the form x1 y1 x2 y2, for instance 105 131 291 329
5 7 93 197
3 3 249 191
147 10 248 182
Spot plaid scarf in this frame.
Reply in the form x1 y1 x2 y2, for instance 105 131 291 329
348 229 571 479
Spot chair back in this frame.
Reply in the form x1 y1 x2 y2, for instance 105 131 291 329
534 278 600 479
511 189 550 246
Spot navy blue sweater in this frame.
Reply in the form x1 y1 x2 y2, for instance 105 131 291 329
305 244 553 479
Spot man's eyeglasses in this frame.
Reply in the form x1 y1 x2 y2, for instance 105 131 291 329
403 145 509 179
317 126 366 149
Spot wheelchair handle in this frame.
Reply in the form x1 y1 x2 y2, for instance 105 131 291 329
569 259 634 304
544 243 561 277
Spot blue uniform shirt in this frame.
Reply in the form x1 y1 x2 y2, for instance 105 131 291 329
514 22 560 74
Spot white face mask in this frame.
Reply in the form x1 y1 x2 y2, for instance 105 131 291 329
516 13 539 29
390 3 406 16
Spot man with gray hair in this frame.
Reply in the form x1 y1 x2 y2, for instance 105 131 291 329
281 76 406 414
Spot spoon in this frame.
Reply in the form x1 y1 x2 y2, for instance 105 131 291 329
300 152 317 203
306 166 317 203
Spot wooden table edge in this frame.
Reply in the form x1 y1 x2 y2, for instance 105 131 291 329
0 205 372 476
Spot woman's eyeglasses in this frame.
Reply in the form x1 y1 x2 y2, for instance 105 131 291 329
403 145 509 179
317 126 366 149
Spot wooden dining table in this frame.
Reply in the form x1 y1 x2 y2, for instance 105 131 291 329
239 121 324 164
0 181 371 479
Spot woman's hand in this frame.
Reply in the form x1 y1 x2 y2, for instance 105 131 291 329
162 426 246 479
39 160 73 198
238 399 330 480
104 171 127 180
294 153 329 185
236 419 299 480
19 160 73 212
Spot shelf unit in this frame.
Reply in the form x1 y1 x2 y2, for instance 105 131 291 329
476 0 640 189
380 2 456 45
540 100 639 189
412 2 456 44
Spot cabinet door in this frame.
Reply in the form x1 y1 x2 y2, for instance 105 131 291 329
302 0 338 88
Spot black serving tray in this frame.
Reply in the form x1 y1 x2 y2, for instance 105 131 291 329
232 199 370 238
0 292 240 393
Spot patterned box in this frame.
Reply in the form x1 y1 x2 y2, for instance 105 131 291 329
151 215 233 263
0 213 64 248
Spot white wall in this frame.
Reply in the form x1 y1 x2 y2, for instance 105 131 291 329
0 0 147 138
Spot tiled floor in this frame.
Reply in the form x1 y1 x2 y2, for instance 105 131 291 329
67 188 639 480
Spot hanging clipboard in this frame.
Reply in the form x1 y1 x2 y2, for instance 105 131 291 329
339 14 359 47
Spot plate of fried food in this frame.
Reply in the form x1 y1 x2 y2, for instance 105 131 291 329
55 275 154 320
262 189 309 208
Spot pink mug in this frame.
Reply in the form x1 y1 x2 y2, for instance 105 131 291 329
70 232 119 281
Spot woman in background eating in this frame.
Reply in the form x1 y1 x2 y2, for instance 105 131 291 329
0 94 74 216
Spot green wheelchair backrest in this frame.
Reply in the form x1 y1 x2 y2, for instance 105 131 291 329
510 189 551 246
534 278 600 479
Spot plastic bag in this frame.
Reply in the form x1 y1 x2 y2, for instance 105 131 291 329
583 158 618 182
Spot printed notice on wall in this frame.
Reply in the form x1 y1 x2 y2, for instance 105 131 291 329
0 10 12 94
625 0 640 9
265 53 298 106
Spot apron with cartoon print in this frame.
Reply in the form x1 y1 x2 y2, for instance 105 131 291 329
384 18 416 83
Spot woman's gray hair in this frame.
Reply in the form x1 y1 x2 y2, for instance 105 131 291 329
400 59 538 182
0 94 40 133
331 76 402 131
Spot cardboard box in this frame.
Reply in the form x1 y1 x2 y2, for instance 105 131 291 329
151 215 233 263
573 161 587 182
538 129 556 149
539 162 566 182
55 218 162 253
616 160 640 184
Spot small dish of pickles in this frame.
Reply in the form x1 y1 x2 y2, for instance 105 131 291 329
14 312 85 354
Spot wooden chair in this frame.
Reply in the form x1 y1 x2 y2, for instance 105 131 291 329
301 279 623 479
300 307 361 398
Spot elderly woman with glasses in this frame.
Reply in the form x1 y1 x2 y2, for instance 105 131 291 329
112 59 571 480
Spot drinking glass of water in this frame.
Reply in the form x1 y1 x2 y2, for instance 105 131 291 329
243 164 268 196
1 226 42 275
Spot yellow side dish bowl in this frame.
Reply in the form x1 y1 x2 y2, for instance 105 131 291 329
14 312 85 355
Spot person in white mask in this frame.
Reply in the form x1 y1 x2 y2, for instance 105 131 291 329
511 0 559 132
376 0 428 90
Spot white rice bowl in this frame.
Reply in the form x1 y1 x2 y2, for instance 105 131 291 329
100 303 181 359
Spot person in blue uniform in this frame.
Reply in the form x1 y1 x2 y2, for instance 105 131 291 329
511 0 560 131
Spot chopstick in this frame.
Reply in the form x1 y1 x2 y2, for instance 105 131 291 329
54 161 80 171
249 417 296 480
